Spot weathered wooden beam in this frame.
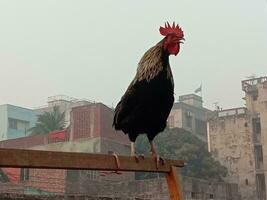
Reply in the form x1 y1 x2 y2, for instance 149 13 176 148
0 148 184 172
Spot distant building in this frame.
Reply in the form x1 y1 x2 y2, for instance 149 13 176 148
35 95 92 127
168 94 211 142
208 76 267 200
0 102 242 199
0 103 131 194
0 104 37 141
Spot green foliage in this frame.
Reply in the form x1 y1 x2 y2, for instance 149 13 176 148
29 106 66 135
135 128 227 181
0 169 9 183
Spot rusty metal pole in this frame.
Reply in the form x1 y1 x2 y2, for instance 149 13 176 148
166 166 184 200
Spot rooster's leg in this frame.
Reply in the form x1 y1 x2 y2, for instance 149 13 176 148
149 141 165 169
131 142 139 162
112 153 120 169
131 142 144 163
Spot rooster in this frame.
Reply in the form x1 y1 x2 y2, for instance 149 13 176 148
113 22 184 168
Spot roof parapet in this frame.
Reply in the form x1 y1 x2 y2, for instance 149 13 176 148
242 76 267 93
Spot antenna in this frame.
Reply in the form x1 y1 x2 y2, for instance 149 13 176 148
213 102 220 111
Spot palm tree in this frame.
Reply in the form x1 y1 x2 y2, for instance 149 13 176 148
29 106 66 135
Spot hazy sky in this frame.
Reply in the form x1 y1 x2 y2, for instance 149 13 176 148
0 0 267 110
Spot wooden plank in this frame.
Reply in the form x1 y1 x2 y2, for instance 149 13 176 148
0 148 184 172
166 166 184 200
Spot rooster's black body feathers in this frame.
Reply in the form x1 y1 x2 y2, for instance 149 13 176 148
113 41 174 142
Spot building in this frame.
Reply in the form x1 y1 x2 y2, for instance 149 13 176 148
208 76 267 200
207 107 256 200
0 102 243 199
168 94 211 141
243 76 267 200
0 103 131 194
0 104 37 141
35 95 92 127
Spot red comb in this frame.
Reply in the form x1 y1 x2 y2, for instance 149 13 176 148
159 22 184 38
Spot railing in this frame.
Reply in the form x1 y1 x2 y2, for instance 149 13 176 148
217 107 247 117
0 148 184 200
242 76 267 93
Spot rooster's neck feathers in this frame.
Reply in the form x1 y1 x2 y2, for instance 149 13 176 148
135 41 173 83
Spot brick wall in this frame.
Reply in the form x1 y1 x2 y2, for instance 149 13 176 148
65 176 241 200
70 104 101 140
70 103 129 145
0 135 47 149
0 132 69 149
1 175 241 200
0 183 24 194
26 169 66 193
0 194 125 200
99 104 129 145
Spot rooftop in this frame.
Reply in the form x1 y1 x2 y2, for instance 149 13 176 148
242 76 267 93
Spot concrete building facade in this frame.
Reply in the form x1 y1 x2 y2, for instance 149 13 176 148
208 76 267 200
168 94 210 141
243 76 267 200
0 104 37 141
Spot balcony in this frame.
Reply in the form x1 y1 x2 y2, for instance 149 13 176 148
217 107 246 118
242 76 267 93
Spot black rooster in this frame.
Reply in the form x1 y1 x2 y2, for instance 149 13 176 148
113 22 184 167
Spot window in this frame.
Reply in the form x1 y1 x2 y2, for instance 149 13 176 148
20 168 29 181
252 118 261 134
8 118 17 129
253 118 261 143
256 173 266 200
209 194 214 199
8 118 30 131
255 145 263 169
185 111 193 128
86 170 98 180
191 192 196 198
245 179 249 186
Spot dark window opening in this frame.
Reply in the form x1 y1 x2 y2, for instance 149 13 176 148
185 111 192 128
8 118 17 129
20 168 29 181
8 118 30 132
209 193 214 199
252 118 261 134
252 118 261 143
256 173 266 200
255 145 264 170
66 170 80 181
245 179 249 186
